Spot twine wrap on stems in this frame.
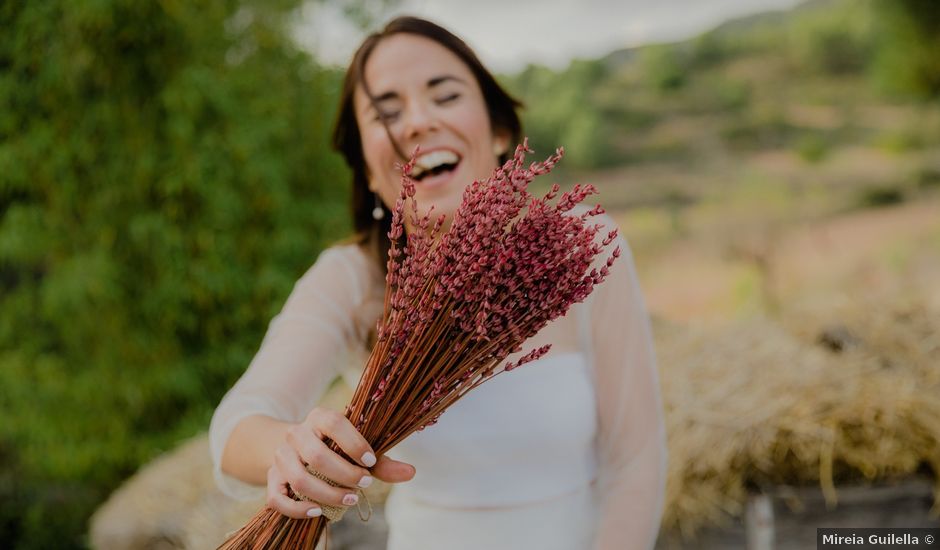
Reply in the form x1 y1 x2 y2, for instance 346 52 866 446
295 468 372 523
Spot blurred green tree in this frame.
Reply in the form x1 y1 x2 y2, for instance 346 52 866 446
872 0 940 99
0 1 352 547
642 44 687 92
787 0 874 76
505 59 619 170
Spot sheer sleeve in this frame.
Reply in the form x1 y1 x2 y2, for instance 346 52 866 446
585 213 668 549
208 245 377 500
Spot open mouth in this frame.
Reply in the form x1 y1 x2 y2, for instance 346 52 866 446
411 150 461 182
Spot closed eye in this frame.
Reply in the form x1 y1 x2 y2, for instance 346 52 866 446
375 110 400 123
436 93 460 105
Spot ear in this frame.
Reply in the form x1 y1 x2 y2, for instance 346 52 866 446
492 129 511 157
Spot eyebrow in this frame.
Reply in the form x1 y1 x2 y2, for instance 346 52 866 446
368 75 468 108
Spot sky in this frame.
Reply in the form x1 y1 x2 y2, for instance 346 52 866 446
293 0 805 73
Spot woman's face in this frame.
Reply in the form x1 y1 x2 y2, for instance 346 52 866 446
354 33 509 229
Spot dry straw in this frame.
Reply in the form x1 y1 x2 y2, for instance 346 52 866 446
657 297 940 538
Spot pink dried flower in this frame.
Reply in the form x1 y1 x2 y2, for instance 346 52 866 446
220 139 622 549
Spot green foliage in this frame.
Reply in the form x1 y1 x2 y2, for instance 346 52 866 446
0 1 350 547
858 185 905 208
795 134 831 164
786 0 874 76
503 59 621 170
871 0 940 99
914 167 940 190
712 80 752 112
688 31 733 70
334 0 400 29
506 0 939 168
721 110 797 151
561 110 607 169
876 127 929 153
1 0 938 544
642 44 687 92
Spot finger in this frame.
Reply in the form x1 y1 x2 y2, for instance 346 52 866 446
287 427 373 490
309 407 376 468
266 466 322 519
371 454 416 483
275 445 361 508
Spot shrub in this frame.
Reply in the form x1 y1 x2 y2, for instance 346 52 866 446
0 2 349 547
858 186 905 208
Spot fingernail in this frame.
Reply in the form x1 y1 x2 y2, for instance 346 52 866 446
306 507 322 518
357 475 373 488
361 452 376 467
342 493 358 506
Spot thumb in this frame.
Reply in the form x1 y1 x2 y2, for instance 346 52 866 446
370 454 416 483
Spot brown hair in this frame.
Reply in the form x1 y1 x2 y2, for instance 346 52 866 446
331 16 523 274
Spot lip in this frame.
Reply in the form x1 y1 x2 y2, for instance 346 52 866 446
414 160 460 190
408 146 463 190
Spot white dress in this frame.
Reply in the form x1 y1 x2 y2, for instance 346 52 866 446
384 350 598 550
209 209 667 550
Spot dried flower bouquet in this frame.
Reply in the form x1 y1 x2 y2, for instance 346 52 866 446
219 141 620 549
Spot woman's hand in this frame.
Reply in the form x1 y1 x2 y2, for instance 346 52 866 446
265 406 416 519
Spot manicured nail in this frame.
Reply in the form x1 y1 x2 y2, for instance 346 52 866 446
306 507 322 518
342 493 358 506
361 452 376 467
357 475 373 488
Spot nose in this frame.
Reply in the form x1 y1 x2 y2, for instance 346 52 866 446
402 100 437 140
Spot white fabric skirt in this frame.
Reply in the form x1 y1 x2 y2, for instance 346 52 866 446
384 483 597 550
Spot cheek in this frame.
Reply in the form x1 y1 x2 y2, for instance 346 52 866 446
458 105 493 141
361 130 395 177
459 109 497 159
362 143 400 201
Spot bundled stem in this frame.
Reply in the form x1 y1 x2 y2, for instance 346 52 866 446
218 140 620 549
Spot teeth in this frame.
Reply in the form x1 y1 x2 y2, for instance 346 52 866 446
412 150 459 178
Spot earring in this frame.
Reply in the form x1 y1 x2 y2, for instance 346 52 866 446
372 193 385 220
493 141 507 156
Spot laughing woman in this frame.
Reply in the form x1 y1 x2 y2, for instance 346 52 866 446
210 16 667 550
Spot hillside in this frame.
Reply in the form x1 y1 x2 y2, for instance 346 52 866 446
501 0 940 320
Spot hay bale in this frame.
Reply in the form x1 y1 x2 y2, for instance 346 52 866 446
656 298 940 538
88 435 260 549
94 299 939 545
90 379 391 549
656 317 831 537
